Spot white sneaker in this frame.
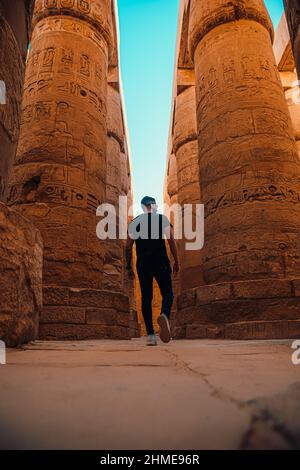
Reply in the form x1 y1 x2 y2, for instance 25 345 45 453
157 313 171 343
146 334 157 346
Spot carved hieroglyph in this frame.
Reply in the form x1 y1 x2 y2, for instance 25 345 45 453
284 0 300 79
189 0 300 284
7 0 134 340
0 1 34 200
170 0 300 339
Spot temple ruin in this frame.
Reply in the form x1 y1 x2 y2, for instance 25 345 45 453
1 1 300 344
1 0 139 343
165 0 300 340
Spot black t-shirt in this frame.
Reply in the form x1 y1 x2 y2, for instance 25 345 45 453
128 213 172 266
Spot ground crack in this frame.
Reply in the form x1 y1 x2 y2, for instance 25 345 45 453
162 348 244 407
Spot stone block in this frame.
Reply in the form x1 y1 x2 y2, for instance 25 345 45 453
40 307 86 324
0 203 42 346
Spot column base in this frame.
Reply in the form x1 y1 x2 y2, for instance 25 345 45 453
40 287 137 340
174 278 300 340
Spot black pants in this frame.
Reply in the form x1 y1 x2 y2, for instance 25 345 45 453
137 260 174 335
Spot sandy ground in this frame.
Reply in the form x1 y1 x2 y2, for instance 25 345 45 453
0 338 299 450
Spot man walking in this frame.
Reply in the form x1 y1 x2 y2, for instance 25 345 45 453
126 196 179 346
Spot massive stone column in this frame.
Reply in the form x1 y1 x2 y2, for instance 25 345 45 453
125 158 140 339
106 82 140 337
104 84 127 292
163 1 204 338
105 9 140 337
173 85 203 291
8 0 131 340
274 8 300 204
284 0 300 79
0 1 43 347
179 0 300 339
164 152 180 336
274 12 300 160
0 0 34 200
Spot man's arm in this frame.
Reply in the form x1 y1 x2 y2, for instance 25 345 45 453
165 225 180 275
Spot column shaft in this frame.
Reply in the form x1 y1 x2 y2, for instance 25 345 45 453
173 85 203 290
8 0 131 340
183 0 300 339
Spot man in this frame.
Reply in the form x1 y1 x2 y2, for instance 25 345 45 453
126 196 180 346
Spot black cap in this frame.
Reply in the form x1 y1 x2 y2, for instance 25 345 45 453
141 196 156 207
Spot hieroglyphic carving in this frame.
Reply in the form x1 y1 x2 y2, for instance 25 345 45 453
0 18 23 142
33 0 113 53
7 0 122 340
189 0 300 287
0 3 33 201
195 52 280 102
164 0 300 339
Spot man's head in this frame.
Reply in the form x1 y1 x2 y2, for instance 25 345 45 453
141 196 157 213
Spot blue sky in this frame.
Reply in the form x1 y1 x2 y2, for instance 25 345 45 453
118 0 285 210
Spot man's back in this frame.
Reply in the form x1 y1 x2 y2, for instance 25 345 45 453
128 212 171 265
125 197 179 345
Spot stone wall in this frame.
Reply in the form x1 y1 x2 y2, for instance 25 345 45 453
0 202 42 347
0 1 34 200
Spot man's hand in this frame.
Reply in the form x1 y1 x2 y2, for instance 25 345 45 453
173 261 180 276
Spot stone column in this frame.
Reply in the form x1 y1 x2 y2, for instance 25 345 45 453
183 0 300 339
106 85 128 203
0 0 34 200
8 0 131 340
104 84 126 292
273 12 300 159
173 85 203 291
284 0 300 79
282 71 300 159
125 158 140 338
165 152 181 337
106 83 140 336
